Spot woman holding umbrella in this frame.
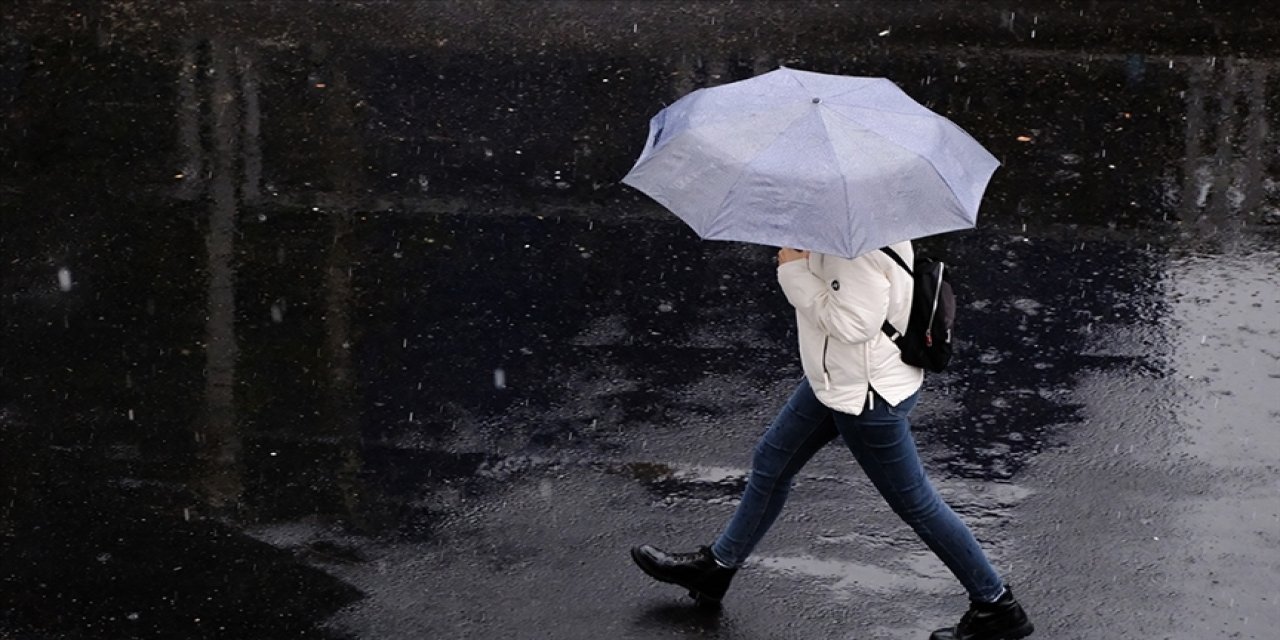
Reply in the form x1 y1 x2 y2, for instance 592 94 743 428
623 68 1034 639
629 244 1034 640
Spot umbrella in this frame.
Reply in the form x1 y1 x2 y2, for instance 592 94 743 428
621 67 1000 259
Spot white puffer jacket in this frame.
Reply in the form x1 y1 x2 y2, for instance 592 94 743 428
776 241 924 415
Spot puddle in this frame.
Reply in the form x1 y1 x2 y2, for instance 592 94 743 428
754 551 952 596
614 461 749 503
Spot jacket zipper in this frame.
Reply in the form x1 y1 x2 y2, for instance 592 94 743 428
821 336 831 390
866 342 874 410
925 263 945 347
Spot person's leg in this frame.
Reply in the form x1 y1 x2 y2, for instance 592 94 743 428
631 379 836 606
710 378 838 567
838 391 1034 638
832 390 1005 602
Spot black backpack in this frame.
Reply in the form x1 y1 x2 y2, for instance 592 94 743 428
879 247 955 373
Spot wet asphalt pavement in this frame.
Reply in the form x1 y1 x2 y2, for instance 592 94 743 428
2 1 1279 639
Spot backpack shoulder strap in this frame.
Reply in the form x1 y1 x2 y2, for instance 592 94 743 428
878 247 911 341
879 246 913 276
881 319 903 341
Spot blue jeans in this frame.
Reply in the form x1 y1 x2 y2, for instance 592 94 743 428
710 379 1005 602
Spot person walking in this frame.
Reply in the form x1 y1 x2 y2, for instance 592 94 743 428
630 244 1034 640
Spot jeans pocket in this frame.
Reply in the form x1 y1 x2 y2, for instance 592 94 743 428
883 391 920 417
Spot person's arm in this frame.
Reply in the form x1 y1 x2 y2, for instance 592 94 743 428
777 253 890 345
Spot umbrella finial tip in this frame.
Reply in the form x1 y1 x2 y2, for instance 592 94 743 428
812 97 821 104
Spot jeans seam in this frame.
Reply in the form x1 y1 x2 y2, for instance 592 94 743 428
889 483 989 597
848 395 1000 601
719 406 830 565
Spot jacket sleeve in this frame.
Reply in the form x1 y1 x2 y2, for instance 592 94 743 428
777 254 890 345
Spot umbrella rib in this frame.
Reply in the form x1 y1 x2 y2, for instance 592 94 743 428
815 108 853 257
822 106 975 217
705 146 759 242
702 105 810 241
833 103 938 118
902 157 976 229
821 79 885 104
822 106 926 139
780 67 812 94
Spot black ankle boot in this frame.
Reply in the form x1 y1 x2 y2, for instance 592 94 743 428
630 544 738 606
930 588 1034 640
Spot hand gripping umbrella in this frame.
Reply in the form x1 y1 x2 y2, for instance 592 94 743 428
621 67 999 259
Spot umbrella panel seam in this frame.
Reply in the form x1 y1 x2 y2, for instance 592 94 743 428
822 107 981 218
702 106 817 244
819 78 891 105
814 107 854 258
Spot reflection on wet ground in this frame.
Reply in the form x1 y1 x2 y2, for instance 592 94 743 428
1 2 1278 638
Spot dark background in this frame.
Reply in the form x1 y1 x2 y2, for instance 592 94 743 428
2 2 1277 639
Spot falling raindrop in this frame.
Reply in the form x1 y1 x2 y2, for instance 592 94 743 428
270 299 286 323
494 368 507 389
57 267 73 291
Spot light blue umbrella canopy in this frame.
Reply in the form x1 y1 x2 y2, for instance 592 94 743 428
622 67 1000 259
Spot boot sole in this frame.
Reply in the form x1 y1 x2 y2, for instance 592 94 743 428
1007 621 1035 639
930 621 1035 640
629 547 724 607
